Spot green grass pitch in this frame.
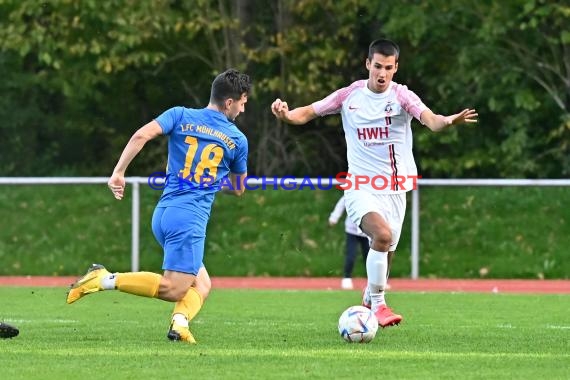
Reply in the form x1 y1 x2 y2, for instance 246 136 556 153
1 288 568 379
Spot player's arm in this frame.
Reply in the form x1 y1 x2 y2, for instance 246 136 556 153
420 108 478 132
108 120 163 200
328 197 346 226
221 172 247 197
271 99 318 125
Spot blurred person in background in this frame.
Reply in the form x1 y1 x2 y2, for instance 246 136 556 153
328 195 369 290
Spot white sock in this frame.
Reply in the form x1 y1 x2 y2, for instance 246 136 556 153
172 313 189 328
100 273 117 290
366 248 388 312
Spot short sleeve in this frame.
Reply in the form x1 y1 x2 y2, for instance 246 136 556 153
230 135 248 174
395 85 428 121
155 107 184 135
312 80 366 116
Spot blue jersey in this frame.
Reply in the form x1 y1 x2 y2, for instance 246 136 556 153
154 107 248 216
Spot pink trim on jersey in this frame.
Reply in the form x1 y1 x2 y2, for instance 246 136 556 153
312 80 367 116
394 84 427 121
310 80 426 194
313 80 427 120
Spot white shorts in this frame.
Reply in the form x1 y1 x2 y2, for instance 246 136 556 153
344 190 407 251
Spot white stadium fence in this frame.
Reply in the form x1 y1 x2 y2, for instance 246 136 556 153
1 177 569 279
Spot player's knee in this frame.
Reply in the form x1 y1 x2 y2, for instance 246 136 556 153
174 287 191 301
194 279 212 301
371 226 392 248
159 278 192 301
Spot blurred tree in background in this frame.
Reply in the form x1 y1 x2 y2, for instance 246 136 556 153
0 0 568 178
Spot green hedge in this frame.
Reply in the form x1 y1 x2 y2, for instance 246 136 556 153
0 184 568 279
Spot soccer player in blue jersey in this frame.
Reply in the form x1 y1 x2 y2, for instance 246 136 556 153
66 68 251 343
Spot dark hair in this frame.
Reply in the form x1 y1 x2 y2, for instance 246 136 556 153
368 39 400 62
210 68 252 107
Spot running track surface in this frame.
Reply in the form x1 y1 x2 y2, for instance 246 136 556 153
0 277 568 294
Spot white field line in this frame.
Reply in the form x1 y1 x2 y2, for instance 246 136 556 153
4 319 79 324
4 348 569 360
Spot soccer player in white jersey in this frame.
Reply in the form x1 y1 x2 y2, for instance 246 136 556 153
271 39 477 327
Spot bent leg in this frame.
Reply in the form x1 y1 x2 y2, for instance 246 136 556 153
347 192 405 327
360 211 392 303
172 266 211 323
66 264 162 304
360 211 402 326
193 266 212 302
115 272 162 298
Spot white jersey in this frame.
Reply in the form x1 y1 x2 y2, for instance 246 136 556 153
312 80 427 194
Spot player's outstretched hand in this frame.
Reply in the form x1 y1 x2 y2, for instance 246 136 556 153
108 173 126 200
271 98 290 120
451 108 478 125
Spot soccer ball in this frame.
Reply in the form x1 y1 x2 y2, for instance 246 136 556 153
338 305 378 343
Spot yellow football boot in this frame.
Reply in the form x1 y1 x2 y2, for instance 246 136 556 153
66 264 110 304
167 321 196 344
